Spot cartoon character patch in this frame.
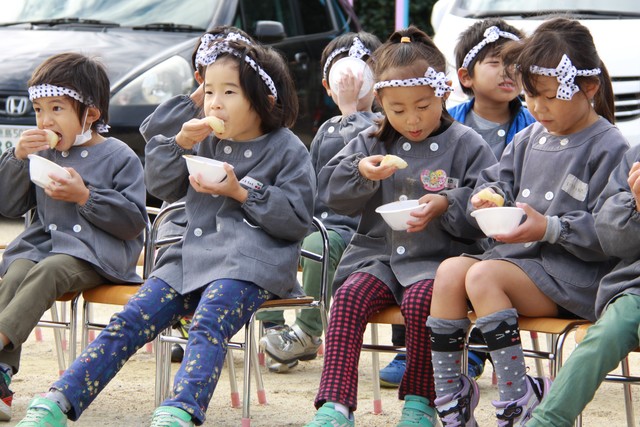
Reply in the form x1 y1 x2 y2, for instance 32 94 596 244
421 169 448 191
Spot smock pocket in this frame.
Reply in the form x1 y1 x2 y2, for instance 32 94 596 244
541 246 598 288
235 219 287 266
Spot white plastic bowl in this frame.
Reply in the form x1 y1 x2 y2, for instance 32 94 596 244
183 155 232 185
470 207 525 236
328 56 374 99
27 154 71 188
375 200 426 231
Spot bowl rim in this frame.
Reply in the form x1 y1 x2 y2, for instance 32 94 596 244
182 154 233 169
470 206 525 218
375 199 425 214
328 56 374 99
27 154 71 176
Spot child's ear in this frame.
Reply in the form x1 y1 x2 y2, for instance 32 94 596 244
194 71 204 85
458 67 473 89
268 94 276 108
582 79 601 101
86 106 101 124
322 78 332 97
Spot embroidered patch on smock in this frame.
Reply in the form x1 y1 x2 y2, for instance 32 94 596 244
421 169 448 191
561 174 587 202
240 176 263 190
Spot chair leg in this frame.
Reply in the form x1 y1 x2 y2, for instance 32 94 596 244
621 357 636 427
250 336 267 405
227 349 241 408
529 331 545 378
242 321 254 427
370 323 383 415
49 303 66 375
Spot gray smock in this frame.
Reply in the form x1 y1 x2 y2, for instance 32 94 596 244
309 112 380 244
470 118 629 321
144 127 315 298
0 139 147 283
593 145 640 317
318 120 497 303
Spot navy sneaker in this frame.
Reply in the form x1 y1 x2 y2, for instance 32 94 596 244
467 351 485 380
379 354 406 388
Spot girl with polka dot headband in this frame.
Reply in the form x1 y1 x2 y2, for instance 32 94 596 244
307 26 497 427
427 17 629 427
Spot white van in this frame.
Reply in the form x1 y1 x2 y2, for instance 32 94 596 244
431 0 640 145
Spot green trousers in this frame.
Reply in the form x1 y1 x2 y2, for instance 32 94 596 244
529 293 640 427
256 230 345 337
0 255 103 373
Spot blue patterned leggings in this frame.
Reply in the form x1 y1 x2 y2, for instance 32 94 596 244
52 277 272 425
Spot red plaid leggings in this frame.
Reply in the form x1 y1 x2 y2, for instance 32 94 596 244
314 272 435 411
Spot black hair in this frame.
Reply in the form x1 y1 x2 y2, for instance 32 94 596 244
503 17 615 123
370 26 453 146
454 18 525 96
320 31 382 79
28 52 110 130
203 42 298 132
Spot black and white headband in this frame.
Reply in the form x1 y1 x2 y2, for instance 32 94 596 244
461 26 520 69
323 37 371 80
195 32 253 68
28 84 110 133
197 40 278 100
529 54 601 100
373 67 453 98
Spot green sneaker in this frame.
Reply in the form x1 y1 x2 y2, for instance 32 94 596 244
397 395 436 427
304 403 354 427
150 406 194 427
15 397 67 427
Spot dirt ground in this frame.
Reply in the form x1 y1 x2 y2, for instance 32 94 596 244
0 218 638 426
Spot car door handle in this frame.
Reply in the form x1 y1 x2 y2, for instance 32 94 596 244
294 52 309 70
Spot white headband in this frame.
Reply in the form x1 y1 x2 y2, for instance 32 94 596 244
195 32 253 67
323 37 371 80
197 40 278 100
529 54 601 100
373 67 453 97
28 84 110 133
461 26 520 69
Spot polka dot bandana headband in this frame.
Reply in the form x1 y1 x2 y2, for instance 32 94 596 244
197 40 278 100
195 32 253 68
323 37 371 80
373 67 453 97
529 54 601 100
28 84 110 133
461 26 520 69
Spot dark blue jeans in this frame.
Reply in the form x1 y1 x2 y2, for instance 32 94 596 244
53 277 272 425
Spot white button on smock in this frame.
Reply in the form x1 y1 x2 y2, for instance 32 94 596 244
48 224 57 231
399 195 408 201
244 150 252 158
327 126 335 133
402 142 412 151
224 146 232 154
430 143 439 152
194 228 203 237
396 246 406 255
321 212 328 219
81 150 88 158
560 138 569 146
545 191 554 201
498 129 506 137
522 189 531 198
539 136 547 145
73 224 81 233
61 151 69 158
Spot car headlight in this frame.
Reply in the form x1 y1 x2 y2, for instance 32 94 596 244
111 56 194 106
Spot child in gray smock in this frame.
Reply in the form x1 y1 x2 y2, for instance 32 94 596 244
306 27 496 427
16 40 314 427
259 31 382 373
0 53 146 422
528 144 638 427
426 17 630 427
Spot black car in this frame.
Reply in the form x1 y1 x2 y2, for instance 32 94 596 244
0 0 361 163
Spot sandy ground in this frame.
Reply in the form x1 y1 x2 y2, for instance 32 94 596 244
0 217 638 426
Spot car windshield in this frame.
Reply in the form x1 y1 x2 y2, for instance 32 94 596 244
1 0 219 29
456 0 639 16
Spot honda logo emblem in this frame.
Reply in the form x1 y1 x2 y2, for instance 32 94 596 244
6 96 29 116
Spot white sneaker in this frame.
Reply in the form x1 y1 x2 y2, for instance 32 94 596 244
259 324 321 364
